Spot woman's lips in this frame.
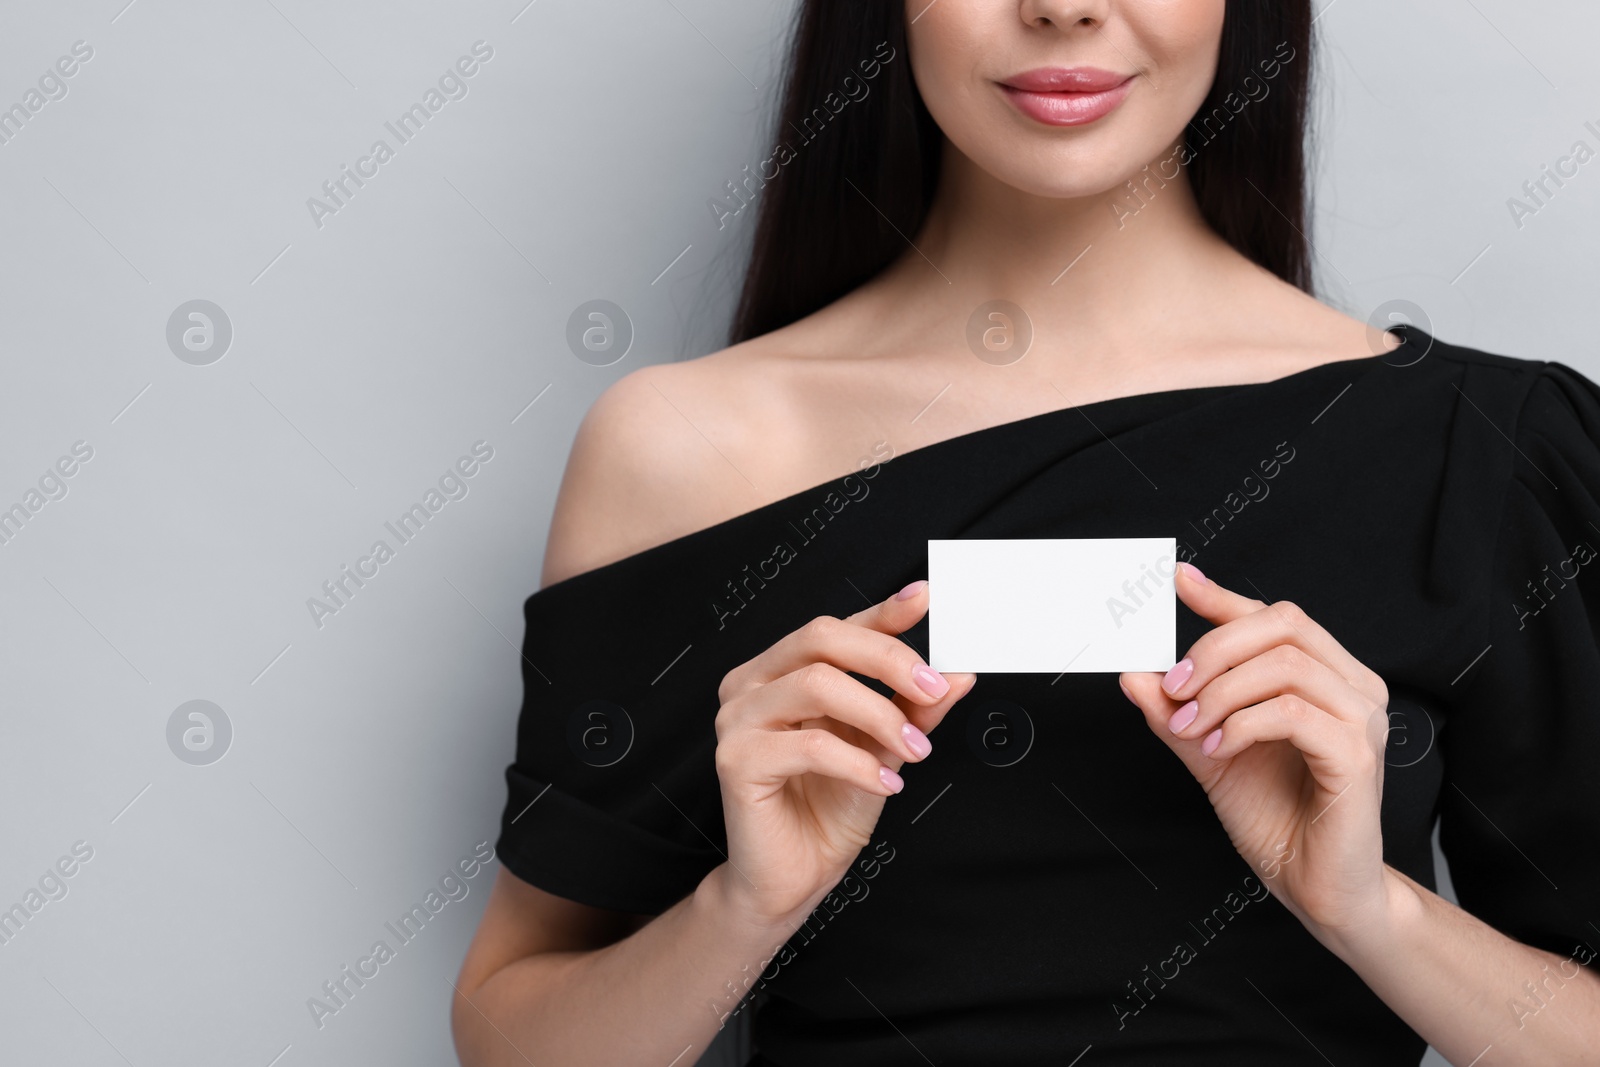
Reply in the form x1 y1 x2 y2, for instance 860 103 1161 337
998 71 1135 127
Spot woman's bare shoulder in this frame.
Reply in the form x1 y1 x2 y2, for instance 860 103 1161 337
540 332 824 588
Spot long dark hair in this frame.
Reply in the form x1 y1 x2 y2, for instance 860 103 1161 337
729 1 1314 345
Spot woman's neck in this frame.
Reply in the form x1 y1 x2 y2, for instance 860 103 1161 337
862 135 1267 364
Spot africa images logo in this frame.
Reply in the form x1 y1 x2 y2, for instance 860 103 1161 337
306 842 496 1030
305 41 495 229
305 441 494 630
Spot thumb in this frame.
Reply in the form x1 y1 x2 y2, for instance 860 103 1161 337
1176 561 1265 627
845 577 934 638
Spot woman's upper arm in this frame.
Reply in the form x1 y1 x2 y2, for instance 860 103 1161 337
460 368 691 993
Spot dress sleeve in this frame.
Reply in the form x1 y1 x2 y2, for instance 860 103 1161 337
493 560 727 916
1438 360 1600 959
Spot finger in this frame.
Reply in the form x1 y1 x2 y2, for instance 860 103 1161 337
722 581 951 707
1124 672 1361 787
1165 644 1380 741
1162 566 1381 707
1197 695 1372 784
1121 670 1219 781
727 728 904 796
738 662 936 766
885 670 978 773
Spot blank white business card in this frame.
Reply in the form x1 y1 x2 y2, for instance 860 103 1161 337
928 538 1177 673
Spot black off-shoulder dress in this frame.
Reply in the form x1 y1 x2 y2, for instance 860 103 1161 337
493 325 1600 1065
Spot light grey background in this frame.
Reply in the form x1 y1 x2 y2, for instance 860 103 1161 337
0 2 1594 1065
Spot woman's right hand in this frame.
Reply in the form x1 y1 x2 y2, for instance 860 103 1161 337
710 579 977 930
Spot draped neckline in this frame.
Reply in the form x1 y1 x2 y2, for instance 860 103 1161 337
534 326 1423 597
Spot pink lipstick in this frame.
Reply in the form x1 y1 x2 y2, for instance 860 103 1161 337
998 67 1135 127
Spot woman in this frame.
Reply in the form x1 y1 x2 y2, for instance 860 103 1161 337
454 2 1600 1064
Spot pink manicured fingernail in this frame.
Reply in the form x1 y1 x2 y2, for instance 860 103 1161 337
1179 561 1207 584
880 766 905 793
902 722 932 759
912 664 949 698
1201 729 1223 756
1168 700 1199 734
1118 680 1136 704
1162 658 1194 695
896 579 928 600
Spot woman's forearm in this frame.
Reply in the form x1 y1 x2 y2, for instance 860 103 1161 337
453 864 798 1067
1319 865 1600 1065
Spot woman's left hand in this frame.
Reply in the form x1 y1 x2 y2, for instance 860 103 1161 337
1120 561 1395 943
